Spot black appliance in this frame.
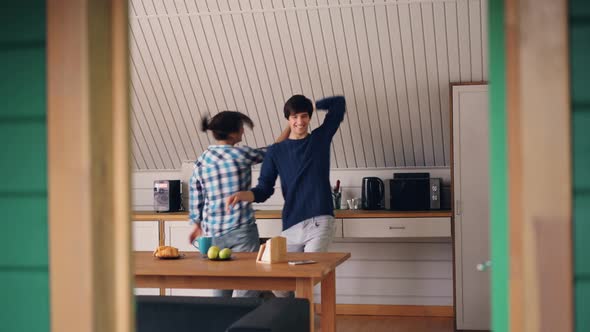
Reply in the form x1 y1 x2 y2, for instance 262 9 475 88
389 173 441 211
154 180 183 212
361 177 385 210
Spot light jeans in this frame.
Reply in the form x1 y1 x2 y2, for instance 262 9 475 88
211 222 260 298
274 215 336 298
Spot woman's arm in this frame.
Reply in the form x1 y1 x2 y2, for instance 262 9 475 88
275 124 291 143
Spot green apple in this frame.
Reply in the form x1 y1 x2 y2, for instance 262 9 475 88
219 248 232 260
207 246 220 259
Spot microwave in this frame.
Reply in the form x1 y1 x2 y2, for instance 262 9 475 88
389 173 441 211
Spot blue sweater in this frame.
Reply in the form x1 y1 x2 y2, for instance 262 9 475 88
251 96 346 231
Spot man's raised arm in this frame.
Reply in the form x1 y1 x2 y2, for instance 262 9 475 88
315 96 346 138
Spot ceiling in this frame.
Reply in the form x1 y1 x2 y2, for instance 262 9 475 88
129 0 488 170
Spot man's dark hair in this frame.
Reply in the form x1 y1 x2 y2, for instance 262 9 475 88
283 94 313 119
201 111 254 140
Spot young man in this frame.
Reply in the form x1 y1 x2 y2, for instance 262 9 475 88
227 95 346 255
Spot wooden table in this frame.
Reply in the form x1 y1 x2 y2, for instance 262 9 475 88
135 251 351 332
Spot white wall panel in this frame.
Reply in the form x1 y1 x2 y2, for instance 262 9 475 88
411 3 437 166
422 3 445 166
130 0 488 170
433 2 452 166
456 0 472 82
385 2 415 166
397 3 426 166
468 0 483 82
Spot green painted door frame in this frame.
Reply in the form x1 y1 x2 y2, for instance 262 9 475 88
0 2 49 332
488 1 509 331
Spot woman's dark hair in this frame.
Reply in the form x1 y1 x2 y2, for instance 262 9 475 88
201 111 254 141
283 94 313 119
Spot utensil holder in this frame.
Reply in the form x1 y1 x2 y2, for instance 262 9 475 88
332 192 342 209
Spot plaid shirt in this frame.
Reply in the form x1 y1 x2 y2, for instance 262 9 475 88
189 145 266 237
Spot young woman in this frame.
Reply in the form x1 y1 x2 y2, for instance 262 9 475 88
189 111 289 298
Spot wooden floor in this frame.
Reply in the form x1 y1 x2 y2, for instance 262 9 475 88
317 315 455 332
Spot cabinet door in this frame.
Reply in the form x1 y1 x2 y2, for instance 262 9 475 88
132 221 159 251
164 221 213 297
165 220 197 252
256 219 282 238
453 84 490 330
334 219 343 238
132 221 160 295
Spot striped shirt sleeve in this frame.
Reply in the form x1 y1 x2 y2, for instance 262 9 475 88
188 167 205 225
240 146 266 165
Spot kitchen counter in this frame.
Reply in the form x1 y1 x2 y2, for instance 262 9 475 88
132 209 452 221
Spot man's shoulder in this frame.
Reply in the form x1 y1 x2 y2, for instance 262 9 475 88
265 142 282 154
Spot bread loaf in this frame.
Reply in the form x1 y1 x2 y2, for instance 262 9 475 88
153 245 179 258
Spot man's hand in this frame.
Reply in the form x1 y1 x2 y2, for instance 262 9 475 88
189 223 202 244
226 191 255 211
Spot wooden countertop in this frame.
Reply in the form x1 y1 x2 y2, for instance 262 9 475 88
132 209 452 221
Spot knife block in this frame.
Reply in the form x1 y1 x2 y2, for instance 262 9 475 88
256 236 287 264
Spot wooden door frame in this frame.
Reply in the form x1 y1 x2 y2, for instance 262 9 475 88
505 0 573 331
47 1 132 331
44 0 574 331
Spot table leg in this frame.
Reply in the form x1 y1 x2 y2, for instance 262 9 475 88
158 219 165 296
320 270 336 332
158 220 165 246
296 277 315 332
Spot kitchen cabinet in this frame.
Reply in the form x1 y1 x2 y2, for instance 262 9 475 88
132 212 450 241
342 218 450 238
452 84 490 330
257 218 343 238
132 221 160 295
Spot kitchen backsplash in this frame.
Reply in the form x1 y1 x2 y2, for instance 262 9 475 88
132 164 451 211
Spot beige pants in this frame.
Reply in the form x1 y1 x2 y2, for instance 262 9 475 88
274 215 336 298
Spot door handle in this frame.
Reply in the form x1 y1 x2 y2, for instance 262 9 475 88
388 226 406 230
476 260 492 271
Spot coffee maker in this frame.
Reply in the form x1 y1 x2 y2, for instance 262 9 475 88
361 177 385 210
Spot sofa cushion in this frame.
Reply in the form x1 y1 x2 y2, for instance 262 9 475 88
136 296 262 332
227 298 310 332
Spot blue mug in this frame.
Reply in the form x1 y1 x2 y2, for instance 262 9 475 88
193 236 212 256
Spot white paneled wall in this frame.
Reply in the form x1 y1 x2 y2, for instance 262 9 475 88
132 167 453 305
129 0 488 170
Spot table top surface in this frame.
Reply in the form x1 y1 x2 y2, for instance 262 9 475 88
134 251 351 279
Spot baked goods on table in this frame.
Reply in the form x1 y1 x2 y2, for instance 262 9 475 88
153 245 180 258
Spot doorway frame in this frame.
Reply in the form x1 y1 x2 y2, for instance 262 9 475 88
503 0 573 331
47 1 132 331
45 0 574 331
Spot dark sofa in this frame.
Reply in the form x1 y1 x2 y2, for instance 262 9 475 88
136 295 309 332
